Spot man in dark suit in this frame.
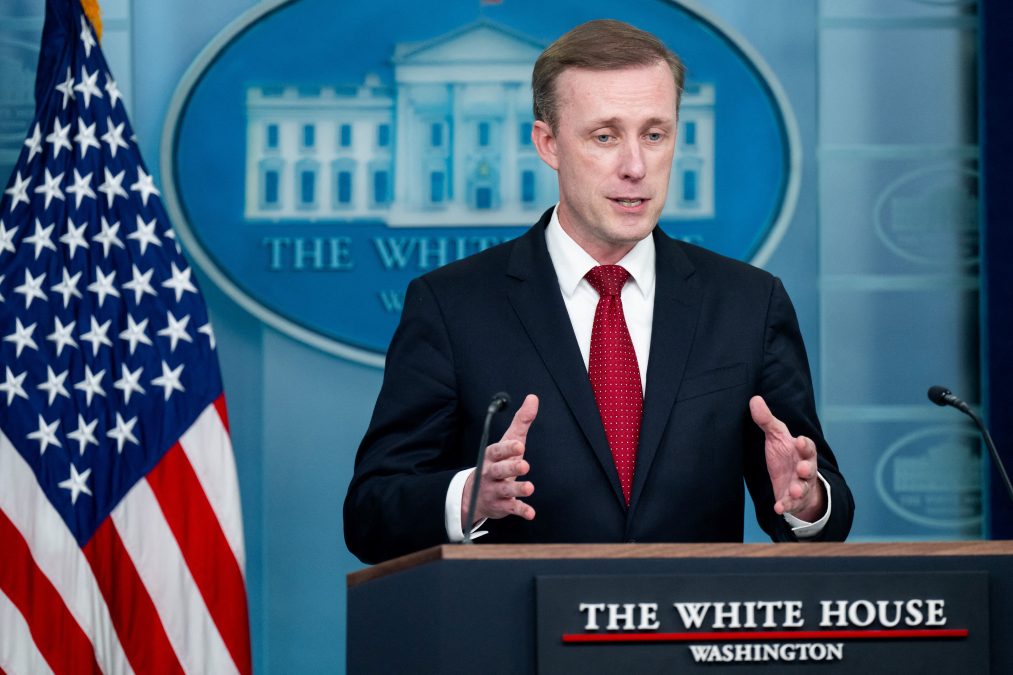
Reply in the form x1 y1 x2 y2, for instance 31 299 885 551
344 19 853 565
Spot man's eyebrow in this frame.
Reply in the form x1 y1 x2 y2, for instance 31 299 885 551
645 116 675 127
585 117 621 129
585 116 676 129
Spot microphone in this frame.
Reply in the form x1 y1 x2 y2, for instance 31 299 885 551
462 392 511 544
927 385 971 414
927 385 1013 504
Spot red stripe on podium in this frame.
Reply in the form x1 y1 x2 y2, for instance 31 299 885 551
562 628 969 643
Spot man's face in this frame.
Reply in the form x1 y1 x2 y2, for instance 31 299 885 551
533 61 678 264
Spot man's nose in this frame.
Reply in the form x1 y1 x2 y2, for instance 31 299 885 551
619 141 647 181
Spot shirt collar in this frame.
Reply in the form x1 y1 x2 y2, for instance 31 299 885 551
544 204 656 300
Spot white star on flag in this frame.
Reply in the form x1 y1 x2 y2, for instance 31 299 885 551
199 322 216 350
58 464 93 505
14 268 47 308
123 263 157 304
101 118 129 158
4 171 32 210
23 218 57 258
67 414 99 455
106 413 139 453
73 65 103 108
87 266 121 308
65 169 96 208
93 215 125 255
55 67 76 108
33 169 66 209
3 318 39 357
37 366 71 406
114 364 146 404
0 219 18 253
47 316 78 356
79 15 96 56
24 123 44 162
158 311 193 352
51 267 84 307
60 217 90 255
74 365 107 406
105 75 123 108
97 166 127 206
80 316 113 355
151 360 186 401
0 366 29 404
129 214 161 254
162 261 198 302
74 118 102 157
130 167 161 205
119 314 153 354
46 117 74 158
27 414 62 455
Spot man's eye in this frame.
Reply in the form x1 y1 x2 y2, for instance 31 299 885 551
646 133 662 142
595 134 612 143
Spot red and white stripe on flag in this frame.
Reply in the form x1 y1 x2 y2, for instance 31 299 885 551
1 398 251 675
0 0 251 672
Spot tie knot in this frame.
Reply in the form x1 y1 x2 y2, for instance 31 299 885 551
585 265 630 298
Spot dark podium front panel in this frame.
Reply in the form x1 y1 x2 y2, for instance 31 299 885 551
346 542 1013 674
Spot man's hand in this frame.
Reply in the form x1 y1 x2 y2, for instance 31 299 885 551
749 395 825 522
462 394 539 527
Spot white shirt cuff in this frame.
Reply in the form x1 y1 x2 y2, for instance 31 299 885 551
445 468 487 541
783 472 832 538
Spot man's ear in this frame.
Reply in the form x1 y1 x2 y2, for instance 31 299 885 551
531 120 559 171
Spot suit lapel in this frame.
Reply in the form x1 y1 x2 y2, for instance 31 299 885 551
506 216 625 507
628 229 702 512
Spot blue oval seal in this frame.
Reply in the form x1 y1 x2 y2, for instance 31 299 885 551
874 426 982 530
873 165 979 267
161 0 798 366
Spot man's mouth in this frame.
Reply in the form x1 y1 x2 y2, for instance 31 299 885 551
614 198 644 207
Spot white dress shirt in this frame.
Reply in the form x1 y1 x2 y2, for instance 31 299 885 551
445 206 830 540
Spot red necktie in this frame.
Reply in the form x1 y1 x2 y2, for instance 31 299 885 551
585 265 643 505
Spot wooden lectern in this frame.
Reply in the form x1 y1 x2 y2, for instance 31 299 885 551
347 542 1013 673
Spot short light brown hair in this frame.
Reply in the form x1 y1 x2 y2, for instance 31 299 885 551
532 19 686 132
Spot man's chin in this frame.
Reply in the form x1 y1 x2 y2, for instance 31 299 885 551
610 214 659 240
601 226 655 251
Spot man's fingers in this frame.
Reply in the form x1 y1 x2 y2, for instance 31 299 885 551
494 501 534 520
797 458 817 480
496 479 533 500
470 394 539 524
486 440 525 463
749 395 788 437
487 457 529 481
500 394 539 444
777 473 824 517
796 435 817 460
510 500 536 521
774 483 805 515
748 395 773 427
483 483 535 520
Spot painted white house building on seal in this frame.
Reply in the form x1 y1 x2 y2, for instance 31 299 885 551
244 20 715 225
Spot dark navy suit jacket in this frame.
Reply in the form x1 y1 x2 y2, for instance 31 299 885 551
344 209 854 564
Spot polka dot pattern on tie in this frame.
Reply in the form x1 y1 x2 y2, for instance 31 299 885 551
585 264 643 505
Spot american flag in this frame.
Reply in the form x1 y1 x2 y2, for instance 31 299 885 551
0 1 251 673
